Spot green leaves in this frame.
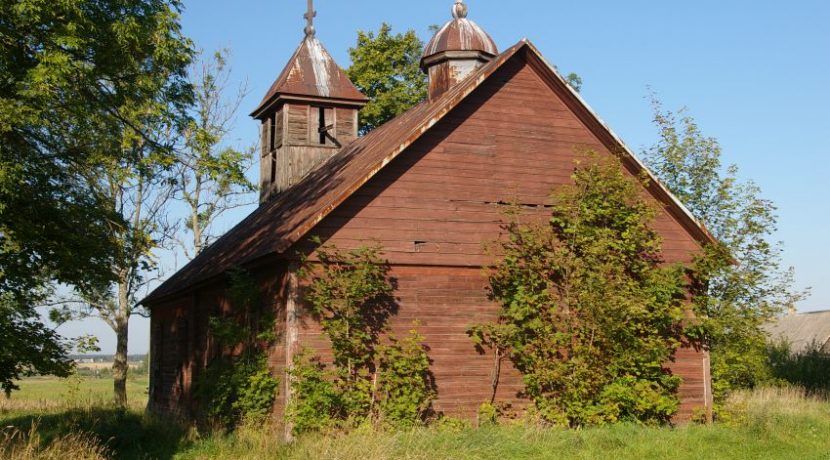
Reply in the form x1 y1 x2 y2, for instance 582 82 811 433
0 293 73 396
304 243 396 373
195 268 279 429
377 329 437 426
289 243 435 433
177 49 255 258
477 155 687 427
644 98 807 405
0 0 193 392
346 24 427 134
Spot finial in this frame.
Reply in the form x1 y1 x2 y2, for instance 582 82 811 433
452 0 468 19
304 0 316 37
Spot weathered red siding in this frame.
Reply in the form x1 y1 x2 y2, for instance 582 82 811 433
148 265 289 420
298 57 709 419
149 53 710 423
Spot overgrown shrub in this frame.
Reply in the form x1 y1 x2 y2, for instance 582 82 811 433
288 243 436 433
286 350 340 434
195 268 280 429
768 341 830 395
377 329 437 426
472 156 688 427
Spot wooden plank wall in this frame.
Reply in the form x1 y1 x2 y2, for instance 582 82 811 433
148 264 289 420
299 57 708 419
152 55 709 422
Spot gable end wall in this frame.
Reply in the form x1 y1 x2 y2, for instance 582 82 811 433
298 55 710 420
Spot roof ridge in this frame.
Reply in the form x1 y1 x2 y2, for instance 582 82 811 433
143 39 717 305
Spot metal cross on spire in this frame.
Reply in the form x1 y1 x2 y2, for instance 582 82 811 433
304 0 316 37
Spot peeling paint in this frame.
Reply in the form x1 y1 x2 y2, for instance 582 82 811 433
305 37 332 98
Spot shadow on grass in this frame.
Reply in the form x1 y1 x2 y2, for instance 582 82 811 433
1 407 189 460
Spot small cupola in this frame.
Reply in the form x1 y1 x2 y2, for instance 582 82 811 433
421 0 499 100
251 0 368 203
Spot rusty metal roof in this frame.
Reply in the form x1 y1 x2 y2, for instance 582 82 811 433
251 36 367 118
143 40 717 305
423 1 498 60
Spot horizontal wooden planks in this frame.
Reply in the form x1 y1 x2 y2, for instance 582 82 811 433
298 59 708 418
295 265 527 417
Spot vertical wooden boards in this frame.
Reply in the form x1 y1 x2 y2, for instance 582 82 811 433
335 107 357 146
283 265 300 441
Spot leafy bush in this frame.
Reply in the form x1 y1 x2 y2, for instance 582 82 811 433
477 403 498 426
194 268 279 429
473 156 688 427
286 350 340 434
377 330 436 426
768 341 830 395
288 244 436 433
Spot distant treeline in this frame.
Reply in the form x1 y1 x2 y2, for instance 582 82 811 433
70 354 147 363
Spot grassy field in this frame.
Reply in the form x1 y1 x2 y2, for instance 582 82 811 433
1 375 149 420
2 380 830 459
9 376 148 404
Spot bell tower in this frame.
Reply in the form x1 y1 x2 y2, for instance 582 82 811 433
421 0 498 100
251 0 368 203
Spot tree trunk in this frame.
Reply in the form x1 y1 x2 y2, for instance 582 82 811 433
490 349 502 404
113 318 129 407
113 276 131 407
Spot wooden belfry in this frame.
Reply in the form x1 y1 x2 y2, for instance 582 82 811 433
250 0 368 202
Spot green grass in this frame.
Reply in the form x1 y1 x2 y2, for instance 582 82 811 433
9 376 148 404
2 382 830 460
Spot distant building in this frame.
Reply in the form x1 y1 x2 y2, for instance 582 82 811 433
766 311 830 354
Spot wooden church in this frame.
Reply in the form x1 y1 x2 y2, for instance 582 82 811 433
144 0 714 422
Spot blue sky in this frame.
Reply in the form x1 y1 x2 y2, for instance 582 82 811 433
59 0 830 354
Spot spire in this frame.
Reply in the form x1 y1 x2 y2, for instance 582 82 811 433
304 0 316 38
452 0 468 19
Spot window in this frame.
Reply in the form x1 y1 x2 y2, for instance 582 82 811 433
317 107 326 145
269 114 276 150
270 150 276 184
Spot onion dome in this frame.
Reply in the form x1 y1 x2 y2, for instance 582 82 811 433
422 0 499 63
421 1 499 99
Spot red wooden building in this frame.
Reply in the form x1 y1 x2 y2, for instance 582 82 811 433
144 1 714 422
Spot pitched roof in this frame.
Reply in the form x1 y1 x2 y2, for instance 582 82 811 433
251 36 367 119
143 40 716 305
765 311 830 354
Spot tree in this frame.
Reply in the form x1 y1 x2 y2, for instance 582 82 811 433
346 24 427 134
82 129 181 407
175 50 256 259
288 242 435 433
643 97 807 404
0 293 72 396
473 156 688 427
0 0 192 391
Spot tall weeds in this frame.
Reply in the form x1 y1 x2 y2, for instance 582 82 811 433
0 424 109 460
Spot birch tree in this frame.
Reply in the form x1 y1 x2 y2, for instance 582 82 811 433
175 50 255 259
